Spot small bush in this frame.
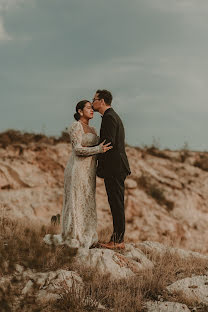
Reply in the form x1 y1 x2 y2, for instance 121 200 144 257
135 174 149 189
194 155 208 172
148 184 165 202
135 174 174 211
146 147 171 160
180 142 190 163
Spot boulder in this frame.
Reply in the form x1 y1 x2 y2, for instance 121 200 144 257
137 241 208 262
21 269 83 304
0 265 108 309
145 301 191 312
167 275 208 305
125 178 137 189
73 244 153 280
0 266 83 305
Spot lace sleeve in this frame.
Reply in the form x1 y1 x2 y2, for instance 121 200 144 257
69 122 102 156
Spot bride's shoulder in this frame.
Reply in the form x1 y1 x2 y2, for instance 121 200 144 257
67 121 81 133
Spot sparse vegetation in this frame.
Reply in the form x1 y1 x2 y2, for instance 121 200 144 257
53 278 100 312
194 154 208 172
145 146 171 159
0 217 207 311
0 129 70 148
179 142 190 163
0 217 75 275
135 174 174 211
141 137 172 160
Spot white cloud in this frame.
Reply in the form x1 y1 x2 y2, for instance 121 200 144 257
0 0 33 40
0 17 11 40
0 0 28 11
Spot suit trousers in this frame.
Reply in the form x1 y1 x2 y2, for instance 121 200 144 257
104 174 126 243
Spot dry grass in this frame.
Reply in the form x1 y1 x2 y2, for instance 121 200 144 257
67 248 207 312
0 217 75 275
53 278 102 312
0 217 207 311
140 249 208 310
59 267 145 312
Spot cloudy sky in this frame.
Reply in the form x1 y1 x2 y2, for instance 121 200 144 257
1 0 208 150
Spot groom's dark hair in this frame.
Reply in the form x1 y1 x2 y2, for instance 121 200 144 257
96 89 113 105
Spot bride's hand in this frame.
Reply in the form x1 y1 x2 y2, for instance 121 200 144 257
99 140 113 153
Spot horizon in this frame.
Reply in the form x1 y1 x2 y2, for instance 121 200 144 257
1 127 207 153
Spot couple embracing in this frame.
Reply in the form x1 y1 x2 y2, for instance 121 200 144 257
44 90 131 251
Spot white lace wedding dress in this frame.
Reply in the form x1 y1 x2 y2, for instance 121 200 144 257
43 121 102 251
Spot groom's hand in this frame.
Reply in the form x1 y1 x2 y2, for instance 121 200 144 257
99 140 113 153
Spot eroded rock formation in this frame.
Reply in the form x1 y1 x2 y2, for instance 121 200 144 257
1 138 208 254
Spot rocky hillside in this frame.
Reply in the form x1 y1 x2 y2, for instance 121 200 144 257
1 130 208 254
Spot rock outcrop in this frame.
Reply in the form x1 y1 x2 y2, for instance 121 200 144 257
0 266 83 309
0 240 207 311
167 275 208 306
145 301 191 312
73 243 153 279
137 241 208 261
1 140 208 254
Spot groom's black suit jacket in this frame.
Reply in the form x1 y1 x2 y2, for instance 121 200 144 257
97 108 131 178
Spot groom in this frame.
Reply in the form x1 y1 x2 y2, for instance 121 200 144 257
92 89 131 249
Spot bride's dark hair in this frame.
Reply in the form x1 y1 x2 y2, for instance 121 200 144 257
74 100 89 121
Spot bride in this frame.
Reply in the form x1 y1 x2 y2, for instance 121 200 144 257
43 100 112 250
